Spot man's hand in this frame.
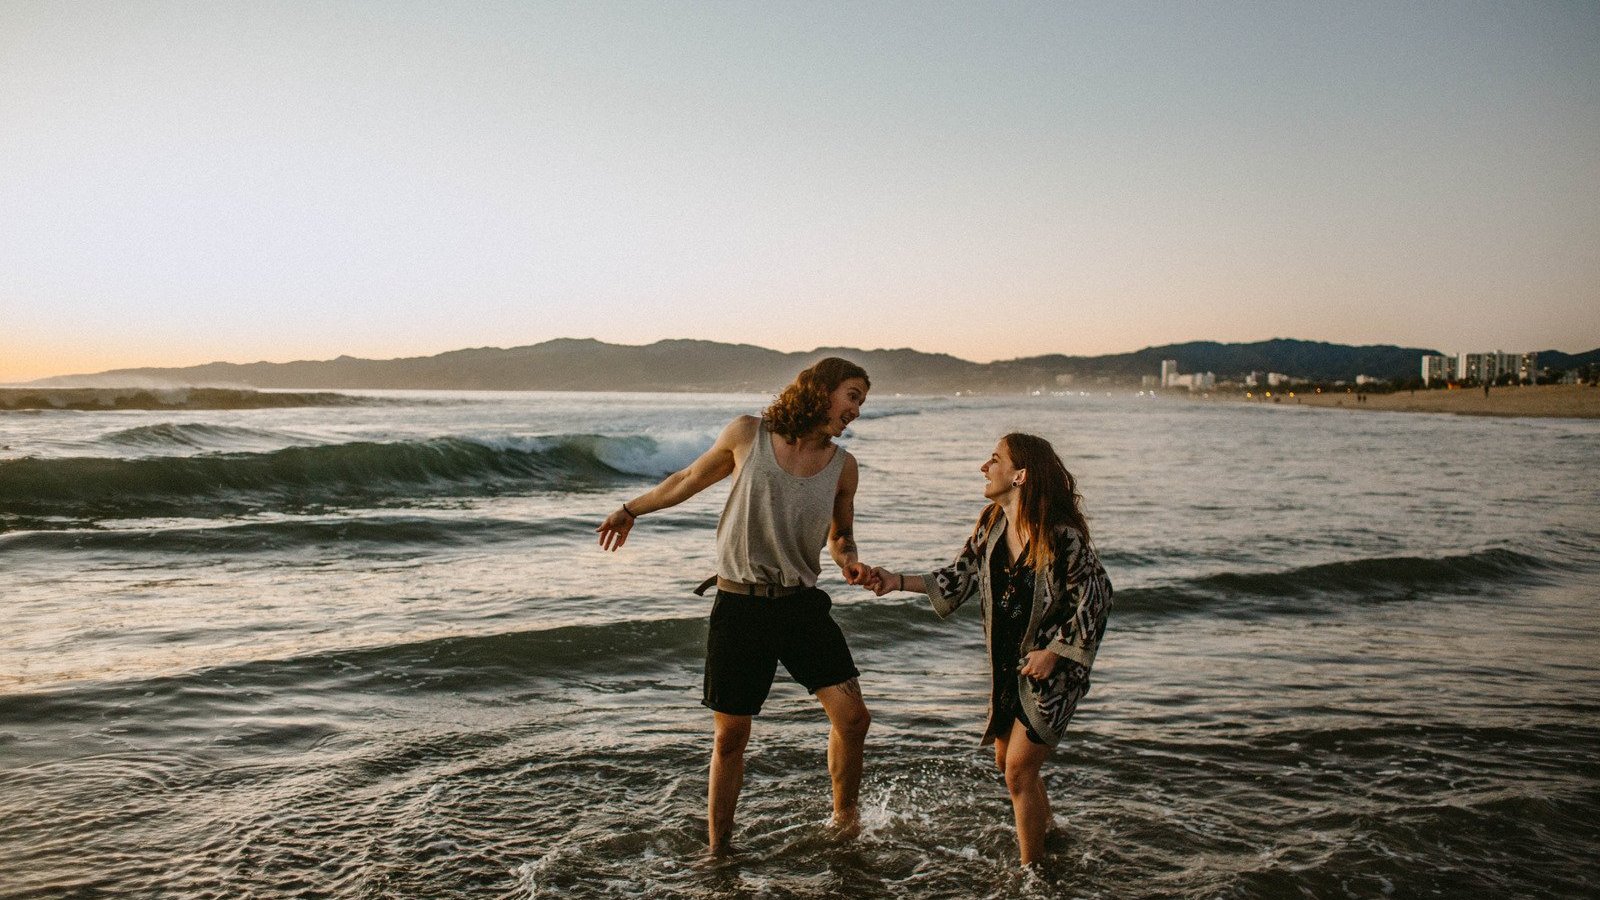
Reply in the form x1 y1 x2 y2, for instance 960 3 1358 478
841 561 873 586
596 507 635 552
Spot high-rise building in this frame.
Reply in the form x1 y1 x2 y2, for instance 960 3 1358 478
1515 352 1540 383
1457 351 1539 384
1160 360 1179 388
1421 355 1454 386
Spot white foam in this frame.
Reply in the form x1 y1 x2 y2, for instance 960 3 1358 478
458 432 714 478
593 432 714 478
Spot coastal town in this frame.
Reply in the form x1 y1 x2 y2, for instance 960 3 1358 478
1157 349 1597 394
1156 350 1600 420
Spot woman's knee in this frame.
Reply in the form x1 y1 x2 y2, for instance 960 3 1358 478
1004 759 1042 797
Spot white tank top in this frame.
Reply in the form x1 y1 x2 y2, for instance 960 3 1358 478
715 426 846 587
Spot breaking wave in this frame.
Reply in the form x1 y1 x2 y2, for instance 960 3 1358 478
0 434 700 527
0 387 394 411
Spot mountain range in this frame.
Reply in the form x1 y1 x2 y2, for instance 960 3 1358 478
26 339 1600 394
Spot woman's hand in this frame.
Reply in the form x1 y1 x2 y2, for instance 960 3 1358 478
596 506 635 552
867 566 898 596
1019 649 1059 680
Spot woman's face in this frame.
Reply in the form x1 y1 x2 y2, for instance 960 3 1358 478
823 377 869 437
980 440 1021 500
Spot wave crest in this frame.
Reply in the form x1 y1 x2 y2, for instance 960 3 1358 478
0 434 680 527
0 387 387 411
1116 548 1553 617
96 422 301 451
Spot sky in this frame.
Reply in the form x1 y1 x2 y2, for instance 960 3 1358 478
2 1 1597 382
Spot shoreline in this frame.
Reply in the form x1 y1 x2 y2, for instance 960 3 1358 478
0 387 381 411
1200 383 1600 420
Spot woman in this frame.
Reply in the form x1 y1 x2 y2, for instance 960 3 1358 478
596 357 875 854
868 432 1112 867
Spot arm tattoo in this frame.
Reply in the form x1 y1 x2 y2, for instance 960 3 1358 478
833 528 857 557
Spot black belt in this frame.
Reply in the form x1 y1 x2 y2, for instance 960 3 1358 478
694 575 808 598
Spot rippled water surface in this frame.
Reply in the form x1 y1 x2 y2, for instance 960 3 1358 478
3 391 1598 898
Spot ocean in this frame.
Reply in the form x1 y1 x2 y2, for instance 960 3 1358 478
2 389 1597 899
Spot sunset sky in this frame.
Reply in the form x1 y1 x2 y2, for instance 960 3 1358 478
3 1 1597 383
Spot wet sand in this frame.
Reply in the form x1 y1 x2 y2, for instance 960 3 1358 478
1220 383 1600 419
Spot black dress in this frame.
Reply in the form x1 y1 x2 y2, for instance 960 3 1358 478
989 541 1049 746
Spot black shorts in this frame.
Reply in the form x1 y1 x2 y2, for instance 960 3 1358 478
702 587 860 716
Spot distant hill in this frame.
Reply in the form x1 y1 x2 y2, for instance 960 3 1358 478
28 339 986 393
995 339 1446 385
24 338 1595 393
1536 348 1600 371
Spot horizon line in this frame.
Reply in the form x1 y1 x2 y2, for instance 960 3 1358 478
18 333 1600 382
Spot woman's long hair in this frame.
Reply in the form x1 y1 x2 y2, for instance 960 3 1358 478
762 357 870 441
978 432 1091 573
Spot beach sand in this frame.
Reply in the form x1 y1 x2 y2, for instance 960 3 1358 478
1217 383 1600 420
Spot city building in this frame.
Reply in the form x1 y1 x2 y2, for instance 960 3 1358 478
1460 351 1538 384
1421 355 1454 386
1421 351 1540 385
1167 372 1216 391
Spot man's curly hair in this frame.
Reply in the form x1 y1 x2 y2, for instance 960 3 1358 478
762 357 870 441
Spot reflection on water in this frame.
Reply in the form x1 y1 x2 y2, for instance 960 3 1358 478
2 391 1598 897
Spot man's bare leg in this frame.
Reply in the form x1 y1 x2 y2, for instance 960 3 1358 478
815 678 871 835
708 712 751 853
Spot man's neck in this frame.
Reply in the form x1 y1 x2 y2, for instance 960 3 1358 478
792 429 833 452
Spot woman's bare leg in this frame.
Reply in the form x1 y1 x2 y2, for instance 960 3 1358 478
1002 718 1053 867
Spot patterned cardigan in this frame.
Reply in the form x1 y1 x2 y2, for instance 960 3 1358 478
919 510 1113 748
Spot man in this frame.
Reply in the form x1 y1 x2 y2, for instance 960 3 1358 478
596 357 874 852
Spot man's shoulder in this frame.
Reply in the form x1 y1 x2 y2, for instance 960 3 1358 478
719 415 762 450
838 446 858 473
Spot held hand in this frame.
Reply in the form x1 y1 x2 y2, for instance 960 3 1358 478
856 565 886 593
841 561 873 586
868 566 898 597
1019 649 1060 681
596 507 635 552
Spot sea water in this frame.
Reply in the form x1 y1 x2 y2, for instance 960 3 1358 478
2 390 1597 898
